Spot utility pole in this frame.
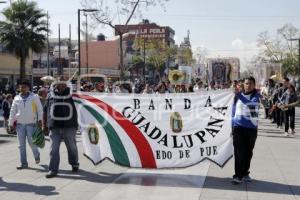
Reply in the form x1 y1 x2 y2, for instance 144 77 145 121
69 24 72 78
143 38 146 84
77 9 98 77
58 24 62 76
46 11 50 75
78 9 81 76
298 39 300 76
85 13 89 75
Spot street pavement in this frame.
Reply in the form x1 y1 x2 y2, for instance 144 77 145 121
0 109 300 200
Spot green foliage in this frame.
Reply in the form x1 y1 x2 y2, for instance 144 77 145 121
257 23 299 76
133 38 177 70
177 48 194 66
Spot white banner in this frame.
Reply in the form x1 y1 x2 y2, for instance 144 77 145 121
73 90 234 168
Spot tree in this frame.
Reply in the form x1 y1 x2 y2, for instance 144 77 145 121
0 0 48 79
177 48 194 66
133 38 177 78
257 24 299 76
82 0 169 80
127 55 144 78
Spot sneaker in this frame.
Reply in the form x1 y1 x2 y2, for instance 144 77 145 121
16 165 28 170
232 177 242 185
291 130 295 135
35 158 40 164
285 132 290 137
72 166 79 172
242 175 252 182
46 171 57 178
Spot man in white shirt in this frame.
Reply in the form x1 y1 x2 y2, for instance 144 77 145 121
9 80 43 169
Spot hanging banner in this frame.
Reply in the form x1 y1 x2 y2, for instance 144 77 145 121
73 90 234 168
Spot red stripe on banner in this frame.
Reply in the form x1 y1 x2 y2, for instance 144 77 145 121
73 93 157 168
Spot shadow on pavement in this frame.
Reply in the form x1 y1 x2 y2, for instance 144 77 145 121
39 164 204 188
0 177 59 196
259 135 300 139
204 176 300 195
112 172 205 188
38 164 123 183
258 130 282 134
0 134 16 138
0 140 10 144
33 165 300 195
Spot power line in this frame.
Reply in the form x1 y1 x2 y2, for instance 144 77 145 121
209 49 261 52
144 14 300 21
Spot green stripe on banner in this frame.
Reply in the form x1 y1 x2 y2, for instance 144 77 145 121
74 100 130 166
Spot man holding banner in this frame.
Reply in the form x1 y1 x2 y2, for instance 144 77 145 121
232 77 260 184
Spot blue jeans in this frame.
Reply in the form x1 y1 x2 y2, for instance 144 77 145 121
16 123 40 166
49 128 79 173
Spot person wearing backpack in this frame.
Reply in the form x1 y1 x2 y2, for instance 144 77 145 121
232 76 261 185
43 79 79 178
8 80 43 169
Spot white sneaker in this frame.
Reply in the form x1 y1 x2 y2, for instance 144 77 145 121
285 132 290 137
291 130 295 135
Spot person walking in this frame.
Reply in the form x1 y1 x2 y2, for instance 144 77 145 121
8 80 43 169
281 84 297 136
2 94 13 130
43 80 79 178
261 82 271 119
232 76 260 184
277 78 290 130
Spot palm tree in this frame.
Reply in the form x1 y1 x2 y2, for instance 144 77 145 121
0 0 48 79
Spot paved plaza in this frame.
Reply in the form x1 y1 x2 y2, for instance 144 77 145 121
0 109 300 200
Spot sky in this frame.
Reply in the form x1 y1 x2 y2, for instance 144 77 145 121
1 0 300 69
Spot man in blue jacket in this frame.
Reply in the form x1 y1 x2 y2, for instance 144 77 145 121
232 76 260 184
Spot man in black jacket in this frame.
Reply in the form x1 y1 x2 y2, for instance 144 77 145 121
43 81 79 178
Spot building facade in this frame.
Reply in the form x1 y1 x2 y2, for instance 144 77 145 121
115 19 175 47
79 37 123 81
0 44 32 92
115 20 176 83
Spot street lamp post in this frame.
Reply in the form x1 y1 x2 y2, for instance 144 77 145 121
77 9 98 77
84 13 89 75
143 38 146 84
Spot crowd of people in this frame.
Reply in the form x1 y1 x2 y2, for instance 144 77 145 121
0 75 299 183
260 77 300 136
0 79 79 178
79 79 208 94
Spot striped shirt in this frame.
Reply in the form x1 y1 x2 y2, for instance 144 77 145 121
232 90 260 129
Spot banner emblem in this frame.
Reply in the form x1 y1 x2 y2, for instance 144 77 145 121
170 112 183 133
88 124 99 145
